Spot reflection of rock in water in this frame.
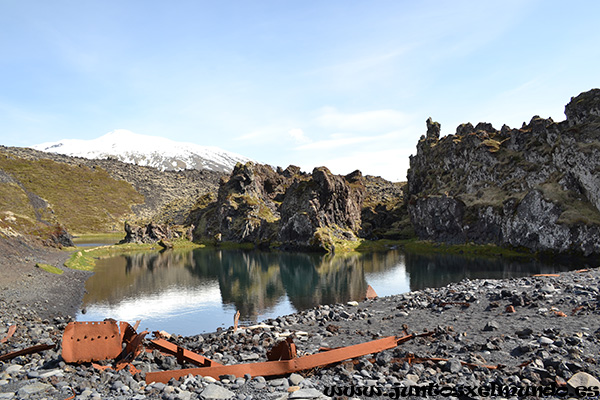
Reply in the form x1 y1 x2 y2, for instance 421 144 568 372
207 250 388 322
83 250 206 305
358 250 404 274
279 253 368 311
404 251 581 292
216 251 285 321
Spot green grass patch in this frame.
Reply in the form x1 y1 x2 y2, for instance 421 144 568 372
36 263 64 275
353 238 534 258
65 243 159 270
402 240 533 258
64 239 204 270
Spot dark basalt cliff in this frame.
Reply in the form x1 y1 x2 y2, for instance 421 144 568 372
407 89 600 255
191 162 408 252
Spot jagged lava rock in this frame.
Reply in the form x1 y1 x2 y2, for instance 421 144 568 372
407 88 600 255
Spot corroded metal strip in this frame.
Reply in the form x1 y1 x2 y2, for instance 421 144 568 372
146 335 400 384
0 325 16 344
148 338 221 367
0 343 55 362
234 311 240 332
62 321 122 363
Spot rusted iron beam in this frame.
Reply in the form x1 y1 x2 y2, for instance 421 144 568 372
148 338 220 367
146 335 401 384
0 343 55 362
533 274 560 277
0 325 16 344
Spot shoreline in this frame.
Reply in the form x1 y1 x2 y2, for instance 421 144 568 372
1 241 600 398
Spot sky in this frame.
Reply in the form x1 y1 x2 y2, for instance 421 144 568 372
1 1 599 181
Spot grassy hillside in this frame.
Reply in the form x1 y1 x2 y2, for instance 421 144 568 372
0 151 144 234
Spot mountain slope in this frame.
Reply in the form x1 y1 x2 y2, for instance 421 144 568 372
0 146 224 236
32 130 252 173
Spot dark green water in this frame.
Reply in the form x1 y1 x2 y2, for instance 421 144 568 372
76 247 588 336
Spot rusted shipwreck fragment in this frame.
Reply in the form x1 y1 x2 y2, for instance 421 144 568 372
146 334 427 384
62 320 147 364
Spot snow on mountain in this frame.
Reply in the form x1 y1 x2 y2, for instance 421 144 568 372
31 129 252 173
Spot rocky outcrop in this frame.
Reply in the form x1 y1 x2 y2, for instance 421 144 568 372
193 163 370 251
120 222 174 244
407 89 600 255
278 168 365 251
44 225 75 248
194 163 301 245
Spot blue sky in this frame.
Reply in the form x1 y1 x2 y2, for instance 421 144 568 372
1 1 599 181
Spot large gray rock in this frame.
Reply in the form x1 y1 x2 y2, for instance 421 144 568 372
200 383 235 399
16 382 52 397
567 372 600 391
406 89 600 255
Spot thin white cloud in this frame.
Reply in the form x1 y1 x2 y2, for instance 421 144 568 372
297 147 414 182
294 130 403 151
316 107 408 132
288 128 311 144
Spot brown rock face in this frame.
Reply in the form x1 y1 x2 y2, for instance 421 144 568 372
193 163 370 252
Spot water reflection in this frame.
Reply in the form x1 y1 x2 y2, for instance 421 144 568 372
78 248 588 336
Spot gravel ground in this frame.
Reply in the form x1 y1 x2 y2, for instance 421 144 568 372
1 243 600 399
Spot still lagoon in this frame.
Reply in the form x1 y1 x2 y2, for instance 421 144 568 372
75 246 585 336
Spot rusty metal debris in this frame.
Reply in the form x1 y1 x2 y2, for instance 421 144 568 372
553 310 568 317
62 321 121 363
234 310 240 332
505 305 516 313
62 320 147 364
572 305 585 315
146 334 425 384
533 274 560 277
148 338 220 367
0 325 16 344
0 343 56 362
266 336 297 361
365 285 378 300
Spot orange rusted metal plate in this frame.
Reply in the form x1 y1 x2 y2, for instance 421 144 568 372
149 338 221 367
62 321 122 363
1 325 16 344
366 285 378 299
266 336 297 361
146 335 400 384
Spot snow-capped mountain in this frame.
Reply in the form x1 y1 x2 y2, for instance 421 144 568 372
32 130 252 173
